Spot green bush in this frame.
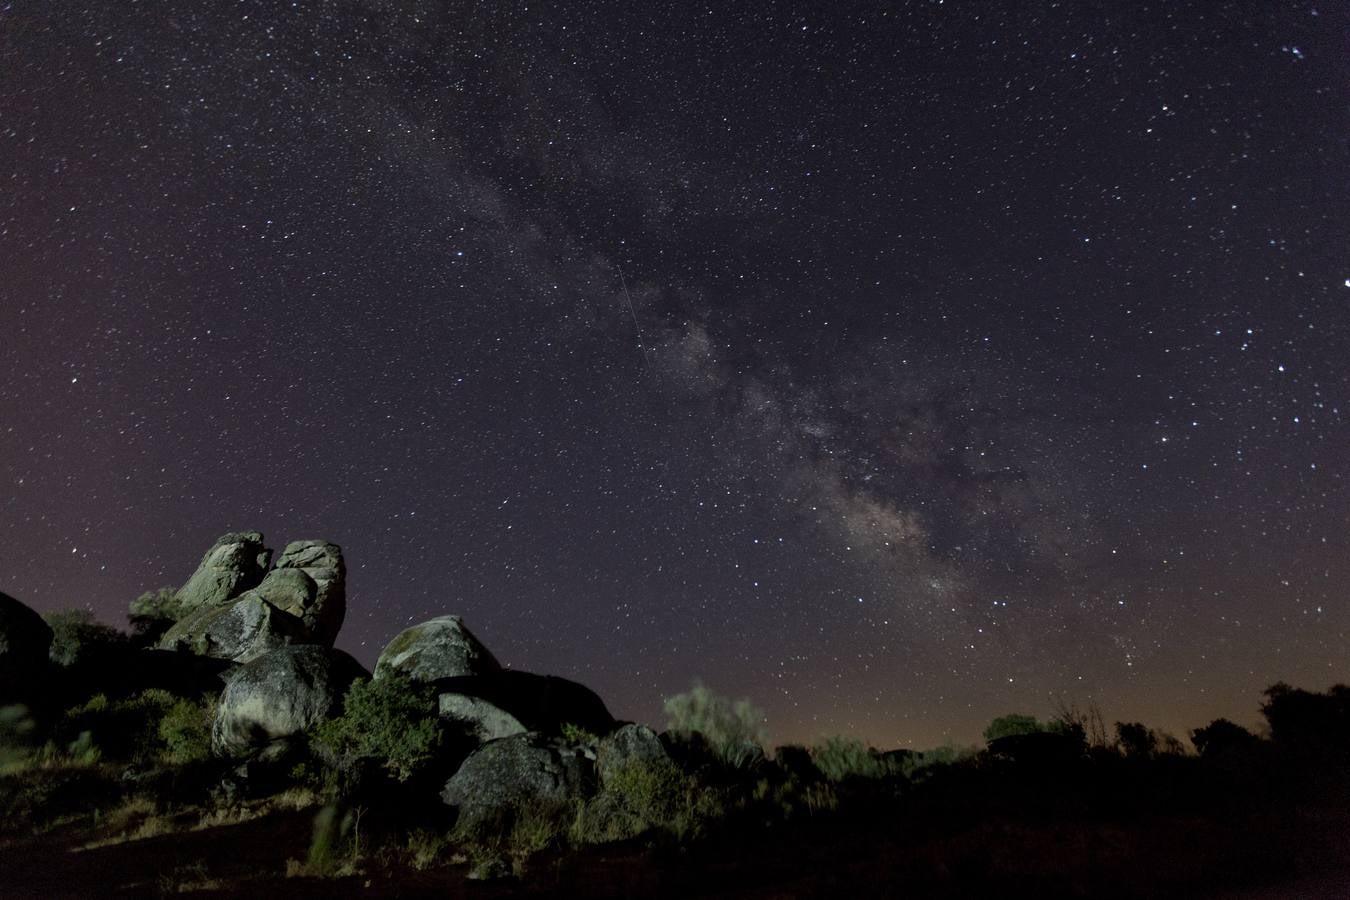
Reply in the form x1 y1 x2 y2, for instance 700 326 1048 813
43 609 128 666
312 675 443 785
62 690 178 764
127 587 184 645
663 682 766 768
983 713 1054 744
903 742 981 779
158 696 216 764
811 736 891 781
576 757 726 843
0 705 36 772
561 723 599 746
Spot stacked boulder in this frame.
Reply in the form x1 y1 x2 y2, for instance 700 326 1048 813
10 528 672 836
158 532 346 663
370 613 641 827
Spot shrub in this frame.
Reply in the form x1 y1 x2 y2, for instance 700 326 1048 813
598 756 725 842
903 742 981 778
1115 722 1158 758
127 587 184 645
983 713 1052 744
811 736 890 781
43 609 128 666
663 682 766 768
62 690 178 764
158 696 216 764
452 800 574 876
312 675 442 786
404 828 453 870
1261 682 1350 755
1191 718 1259 757
0 705 36 772
561 723 599 746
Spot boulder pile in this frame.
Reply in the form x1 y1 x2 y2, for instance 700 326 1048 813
3 529 687 836
158 532 346 662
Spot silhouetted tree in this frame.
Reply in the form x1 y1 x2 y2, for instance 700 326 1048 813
1115 722 1157 758
1190 718 1258 757
1261 682 1350 758
1050 696 1106 748
43 609 128 667
982 713 1046 744
127 587 184 646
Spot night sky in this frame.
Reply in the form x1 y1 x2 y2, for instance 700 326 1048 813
2 2 1347 748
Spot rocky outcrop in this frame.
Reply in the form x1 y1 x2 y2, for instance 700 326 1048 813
212 645 366 756
272 541 346 644
159 594 304 663
441 732 594 824
174 532 272 613
247 568 316 621
438 693 528 744
157 535 346 661
374 615 501 682
432 670 615 738
0 591 52 699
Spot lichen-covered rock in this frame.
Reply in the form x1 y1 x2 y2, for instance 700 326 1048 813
175 531 272 612
272 541 346 644
374 615 501 682
159 594 305 663
438 693 528 744
0 591 52 699
248 568 316 621
596 724 669 786
212 645 366 756
441 732 594 823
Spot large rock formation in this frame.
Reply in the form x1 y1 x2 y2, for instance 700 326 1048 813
174 532 272 613
441 732 594 824
0 591 52 699
158 536 346 661
159 594 305 663
272 541 346 644
374 615 501 682
212 645 367 756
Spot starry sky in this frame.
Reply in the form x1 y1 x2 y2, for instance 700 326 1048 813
2 1 1347 748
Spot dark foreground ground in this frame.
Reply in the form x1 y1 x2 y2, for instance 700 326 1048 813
3 796 1349 899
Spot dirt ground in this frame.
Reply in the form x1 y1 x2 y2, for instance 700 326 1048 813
3 800 1350 899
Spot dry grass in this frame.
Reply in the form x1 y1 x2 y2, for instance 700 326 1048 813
192 786 318 831
404 828 453 871
76 796 177 849
156 861 223 894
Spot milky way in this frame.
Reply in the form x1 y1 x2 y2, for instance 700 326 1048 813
2 2 1347 746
